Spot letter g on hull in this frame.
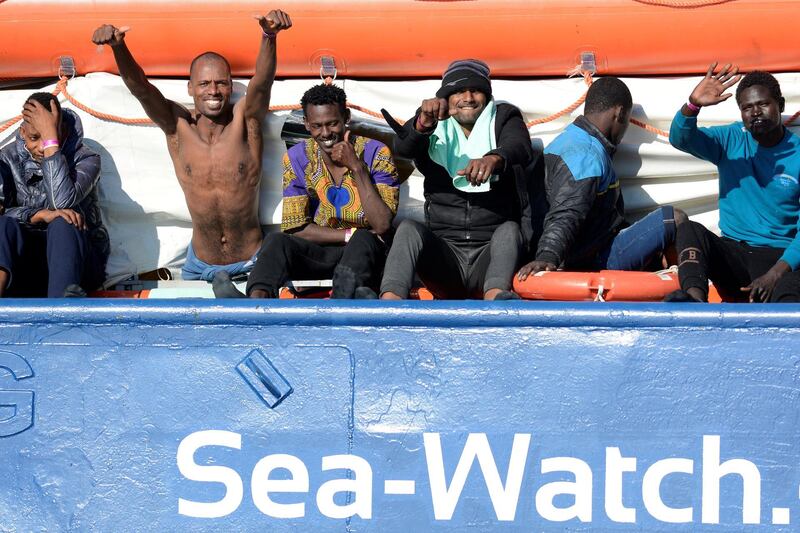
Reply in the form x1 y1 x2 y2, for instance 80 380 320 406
0 350 34 438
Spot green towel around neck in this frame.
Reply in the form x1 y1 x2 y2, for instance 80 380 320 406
428 99 497 193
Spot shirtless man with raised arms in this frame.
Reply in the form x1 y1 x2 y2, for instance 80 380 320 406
92 10 292 280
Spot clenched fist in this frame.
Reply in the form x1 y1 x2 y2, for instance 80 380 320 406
92 24 130 47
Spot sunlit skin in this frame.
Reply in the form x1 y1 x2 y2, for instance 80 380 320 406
447 88 487 134
304 103 349 158
91 11 292 267
188 59 233 123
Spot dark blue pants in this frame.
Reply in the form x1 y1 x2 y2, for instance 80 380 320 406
0 215 103 297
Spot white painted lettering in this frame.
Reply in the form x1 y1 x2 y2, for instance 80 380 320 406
605 447 637 523
316 454 373 519
643 458 693 523
251 454 309 518
702 435 761 524
535 457 592 522
424 432 530 521
177 430 244 518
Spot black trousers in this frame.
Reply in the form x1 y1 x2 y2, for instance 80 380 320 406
245 229 387 298
676 220 800 302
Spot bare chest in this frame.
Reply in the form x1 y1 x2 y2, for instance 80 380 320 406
169 123 261 190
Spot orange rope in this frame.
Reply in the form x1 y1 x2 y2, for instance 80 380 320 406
0 114 22 134
630 118 669 137
57 77 154 125
526 72 593 128
632 0 737 7
1 75 796 140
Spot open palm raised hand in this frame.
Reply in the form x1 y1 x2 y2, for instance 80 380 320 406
689 62 742 108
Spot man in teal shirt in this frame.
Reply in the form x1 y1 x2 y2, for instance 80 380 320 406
669 63 800 302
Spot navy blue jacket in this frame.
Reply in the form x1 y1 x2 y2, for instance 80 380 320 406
0 109 109 260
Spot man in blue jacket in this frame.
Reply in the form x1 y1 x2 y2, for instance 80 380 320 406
0 93 108 297
668 63 800 302
518 77 683 282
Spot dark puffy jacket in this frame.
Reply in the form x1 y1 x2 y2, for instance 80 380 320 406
386 102 535 244
0 109 110 264
534 116 626 269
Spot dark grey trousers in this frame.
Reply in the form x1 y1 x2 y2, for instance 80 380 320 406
380 219 523 299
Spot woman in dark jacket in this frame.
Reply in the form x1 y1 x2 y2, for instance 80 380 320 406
0 92 108 297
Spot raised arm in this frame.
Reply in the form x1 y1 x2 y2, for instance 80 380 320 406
669 62 741 164
245 10 292 124
92 25 185 134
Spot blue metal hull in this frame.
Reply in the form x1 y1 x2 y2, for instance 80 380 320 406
1 300 799 531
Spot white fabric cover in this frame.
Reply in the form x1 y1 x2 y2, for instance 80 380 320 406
1 72 798 281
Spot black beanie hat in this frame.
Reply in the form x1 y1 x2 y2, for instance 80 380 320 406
435 59 492 100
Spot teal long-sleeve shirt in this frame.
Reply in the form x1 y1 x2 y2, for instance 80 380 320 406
669 110 800 270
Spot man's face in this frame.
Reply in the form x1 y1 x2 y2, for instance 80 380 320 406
304 104 349 155
609 106 631 146
447 89 488 128
20 112 60 163
738 85 784 139
188 58 232 118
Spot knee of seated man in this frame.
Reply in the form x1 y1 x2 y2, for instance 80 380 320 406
262 230 294 250
492 220 522 242
46 216 80 236
348 227 382 248
394 219 426 241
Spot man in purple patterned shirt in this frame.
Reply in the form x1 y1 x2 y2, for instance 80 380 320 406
213 84 400 298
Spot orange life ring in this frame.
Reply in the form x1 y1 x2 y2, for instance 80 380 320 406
512 269 679 302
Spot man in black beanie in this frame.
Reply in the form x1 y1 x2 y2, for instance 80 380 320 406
380 59 535 300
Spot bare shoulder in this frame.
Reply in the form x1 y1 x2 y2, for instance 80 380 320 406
171 100 193 122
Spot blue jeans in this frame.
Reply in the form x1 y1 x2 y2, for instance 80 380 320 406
602 206 676 270
181 242 259 281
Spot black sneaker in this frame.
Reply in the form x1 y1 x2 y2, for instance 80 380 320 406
63 284 87 298
663 289 700 302
354 287 378 299
331 265 356 299
493 290 521 301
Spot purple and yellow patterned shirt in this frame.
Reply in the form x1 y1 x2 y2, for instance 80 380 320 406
281 136 399 232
